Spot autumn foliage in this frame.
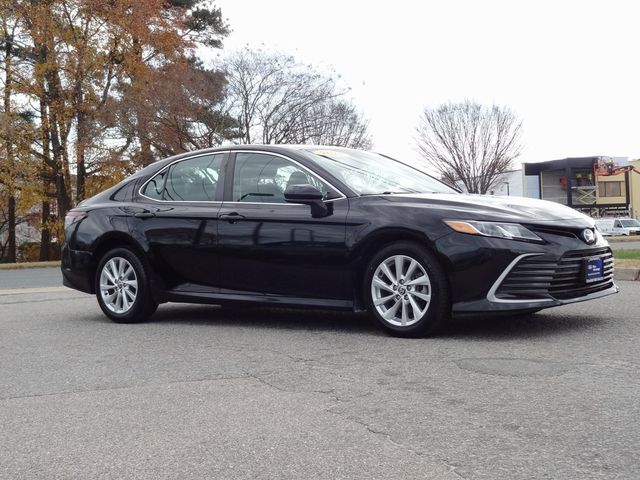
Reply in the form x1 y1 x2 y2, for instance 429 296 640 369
0 0 371 262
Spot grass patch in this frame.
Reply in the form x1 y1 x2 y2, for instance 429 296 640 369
607 235 640 243
613 250 640 270
612 249 640 260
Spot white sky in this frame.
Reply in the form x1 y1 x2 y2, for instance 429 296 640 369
213 0 639 166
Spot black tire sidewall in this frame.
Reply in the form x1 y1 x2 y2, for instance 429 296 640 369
95 247 156 323
363 241 450 337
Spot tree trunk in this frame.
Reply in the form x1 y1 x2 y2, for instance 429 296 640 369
47 106 72 218
3 24 16 262
39 199 50 261
75 112 87 201
39 96 52 261
74 50 87 202
7 196 16 263
45 71 72 218
140 136 153 166
31 12 72 246
130 38 154 166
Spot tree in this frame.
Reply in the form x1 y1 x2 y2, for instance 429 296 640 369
292 99 372 149
415 101 522 194
0 109 44 262
223 49 371 147
113 59 239 159
0 0 232 260
104 0 230 167
1 6 17 261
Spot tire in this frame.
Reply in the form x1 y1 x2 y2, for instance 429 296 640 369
363 241 450 338
95 247 158 324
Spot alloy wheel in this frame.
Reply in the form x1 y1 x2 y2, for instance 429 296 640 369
370 254 432 327
99 256 138 314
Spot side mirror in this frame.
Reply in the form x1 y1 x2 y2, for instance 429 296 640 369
284 184 331 218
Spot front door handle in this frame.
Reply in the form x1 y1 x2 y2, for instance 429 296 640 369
219 212 245 223
134 211 156 218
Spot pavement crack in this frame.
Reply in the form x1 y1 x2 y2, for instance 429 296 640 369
0 374 250 401
326 410 467 480
237 374 468 478
244 372 288 393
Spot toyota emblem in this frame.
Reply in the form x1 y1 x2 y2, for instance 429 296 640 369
582 228 596 244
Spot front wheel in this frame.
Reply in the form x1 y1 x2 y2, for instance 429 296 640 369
364 242 450 337
95 248 157 323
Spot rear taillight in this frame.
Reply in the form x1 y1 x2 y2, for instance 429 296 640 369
64 210 87 229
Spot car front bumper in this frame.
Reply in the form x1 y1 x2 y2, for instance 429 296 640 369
452 281 618 313
434 230 619 314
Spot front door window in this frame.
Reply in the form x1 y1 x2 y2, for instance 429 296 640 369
232 152 331 203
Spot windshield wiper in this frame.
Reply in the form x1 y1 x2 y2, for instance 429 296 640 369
360 190 447 196
361 190 416 196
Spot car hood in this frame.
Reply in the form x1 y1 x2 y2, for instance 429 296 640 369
380 193 595 226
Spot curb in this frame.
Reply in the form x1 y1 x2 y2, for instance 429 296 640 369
614 269 640 281
0 261 61 270
0 286 70 295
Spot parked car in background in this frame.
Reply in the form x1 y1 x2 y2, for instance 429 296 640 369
62 145 617 337
595 217 640 236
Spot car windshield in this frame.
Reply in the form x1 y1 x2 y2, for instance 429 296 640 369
620 219 640 227
301 148 457 195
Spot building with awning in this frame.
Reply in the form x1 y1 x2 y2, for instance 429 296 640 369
522 156 637 217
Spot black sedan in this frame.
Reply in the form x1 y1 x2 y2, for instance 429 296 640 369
62 145 617 337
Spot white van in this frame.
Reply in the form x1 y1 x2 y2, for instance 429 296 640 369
595 217 640 236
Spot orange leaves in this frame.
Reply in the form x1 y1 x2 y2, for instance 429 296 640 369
2 0 231 209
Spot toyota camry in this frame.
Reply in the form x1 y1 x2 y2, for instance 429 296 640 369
62 145 617 337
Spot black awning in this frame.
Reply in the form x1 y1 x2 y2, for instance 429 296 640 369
524 157 600 175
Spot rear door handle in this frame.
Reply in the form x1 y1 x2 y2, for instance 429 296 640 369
219 212 245 223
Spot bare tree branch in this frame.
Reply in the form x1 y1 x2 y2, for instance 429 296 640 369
222 48 372 148
415 101 522 193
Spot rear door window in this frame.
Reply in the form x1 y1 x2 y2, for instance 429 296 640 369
142 154 223 202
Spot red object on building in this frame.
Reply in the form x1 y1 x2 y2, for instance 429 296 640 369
594 158 640 178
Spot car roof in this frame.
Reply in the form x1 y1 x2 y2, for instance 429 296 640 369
141 144 361 176
159 144 357 161
158 144 353 159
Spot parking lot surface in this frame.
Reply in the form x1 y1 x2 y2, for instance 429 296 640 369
1 269 638 479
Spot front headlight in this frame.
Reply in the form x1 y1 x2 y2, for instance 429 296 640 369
444 220 543 242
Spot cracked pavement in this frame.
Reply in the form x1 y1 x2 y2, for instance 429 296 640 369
1 270 639 479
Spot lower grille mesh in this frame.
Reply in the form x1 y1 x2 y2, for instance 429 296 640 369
496 247 614 301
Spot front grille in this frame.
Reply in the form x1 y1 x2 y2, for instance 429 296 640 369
549 247 614 299
529 226 580 240
496 247 614 301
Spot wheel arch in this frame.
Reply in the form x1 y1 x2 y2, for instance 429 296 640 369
350 227 450 310
89 232 155 294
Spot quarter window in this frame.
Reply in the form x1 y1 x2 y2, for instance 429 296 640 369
142 170 168 200
142 154 223 202
232 153 332 203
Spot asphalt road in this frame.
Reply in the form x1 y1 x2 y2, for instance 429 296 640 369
0 267 62 289
0 269 638 480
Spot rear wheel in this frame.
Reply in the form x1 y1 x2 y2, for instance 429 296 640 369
364 242 449 337
95 248 157 323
